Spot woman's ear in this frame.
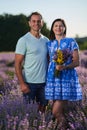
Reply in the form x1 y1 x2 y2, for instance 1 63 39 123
63 27 65 32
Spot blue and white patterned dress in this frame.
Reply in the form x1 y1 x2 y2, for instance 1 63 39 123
45 38 82 101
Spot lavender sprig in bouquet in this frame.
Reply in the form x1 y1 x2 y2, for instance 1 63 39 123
53 49 72 77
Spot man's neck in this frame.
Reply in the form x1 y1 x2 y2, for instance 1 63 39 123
30 30 41 38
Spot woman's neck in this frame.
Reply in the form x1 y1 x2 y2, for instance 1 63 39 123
55 34 65 43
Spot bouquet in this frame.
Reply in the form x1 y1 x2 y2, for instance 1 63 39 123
53 49 72 77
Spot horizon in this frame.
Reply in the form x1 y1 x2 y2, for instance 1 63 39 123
0 0 87 37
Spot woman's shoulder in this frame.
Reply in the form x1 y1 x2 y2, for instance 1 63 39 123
47 40 57 45
63 37 77 46
64 37 79 49
64 37 75 41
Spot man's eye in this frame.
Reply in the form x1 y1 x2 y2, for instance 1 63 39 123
32 20 41 23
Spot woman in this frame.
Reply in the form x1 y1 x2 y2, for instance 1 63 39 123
45 18 82 129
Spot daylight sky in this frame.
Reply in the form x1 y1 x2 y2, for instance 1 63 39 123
0 0 87 37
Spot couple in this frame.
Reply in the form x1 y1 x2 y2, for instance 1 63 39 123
15 11 82 128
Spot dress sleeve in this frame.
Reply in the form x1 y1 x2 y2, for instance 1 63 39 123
70 38 79 51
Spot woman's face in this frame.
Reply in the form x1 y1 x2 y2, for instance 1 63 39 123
52 21 65 36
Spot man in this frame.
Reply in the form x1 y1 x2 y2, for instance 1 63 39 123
15 12 49 112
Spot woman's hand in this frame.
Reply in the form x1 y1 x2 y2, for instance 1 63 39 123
56 65 65 71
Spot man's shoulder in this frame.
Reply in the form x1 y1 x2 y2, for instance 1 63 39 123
41 34 49 41
18 32 30 42
21 32 30 39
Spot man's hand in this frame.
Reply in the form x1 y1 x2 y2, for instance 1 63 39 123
20 83 30 93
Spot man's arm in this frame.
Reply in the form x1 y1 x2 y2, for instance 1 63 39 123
15 54 30 93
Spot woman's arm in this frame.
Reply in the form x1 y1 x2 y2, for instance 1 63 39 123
56 49 79 70
65 49 79 69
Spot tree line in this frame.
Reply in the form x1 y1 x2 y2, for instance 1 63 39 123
0 13 50 52
0 13 87 52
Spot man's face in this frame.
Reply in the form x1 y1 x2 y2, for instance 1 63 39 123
29 15 43 32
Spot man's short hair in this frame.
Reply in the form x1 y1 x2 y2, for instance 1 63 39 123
28 12 43 21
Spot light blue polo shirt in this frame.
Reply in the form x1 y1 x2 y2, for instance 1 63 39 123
15 32 49 83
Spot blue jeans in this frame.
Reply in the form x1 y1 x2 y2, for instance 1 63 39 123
23 83 48 106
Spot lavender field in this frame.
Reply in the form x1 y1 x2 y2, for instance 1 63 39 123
0 51 87 130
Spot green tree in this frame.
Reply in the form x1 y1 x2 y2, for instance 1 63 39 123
0 13 50 52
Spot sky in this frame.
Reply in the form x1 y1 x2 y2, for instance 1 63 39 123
0 0 87 38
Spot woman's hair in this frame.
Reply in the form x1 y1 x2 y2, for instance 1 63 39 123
27 12 43 21
50 18 67 40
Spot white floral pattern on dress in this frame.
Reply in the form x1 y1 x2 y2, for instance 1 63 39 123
45 38 82 101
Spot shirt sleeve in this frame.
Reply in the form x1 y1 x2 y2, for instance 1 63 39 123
15 37 26 55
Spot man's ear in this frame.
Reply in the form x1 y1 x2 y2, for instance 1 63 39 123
41 20 44 27
28 21 31 26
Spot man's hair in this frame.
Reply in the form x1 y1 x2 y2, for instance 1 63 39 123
27 12 43 21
